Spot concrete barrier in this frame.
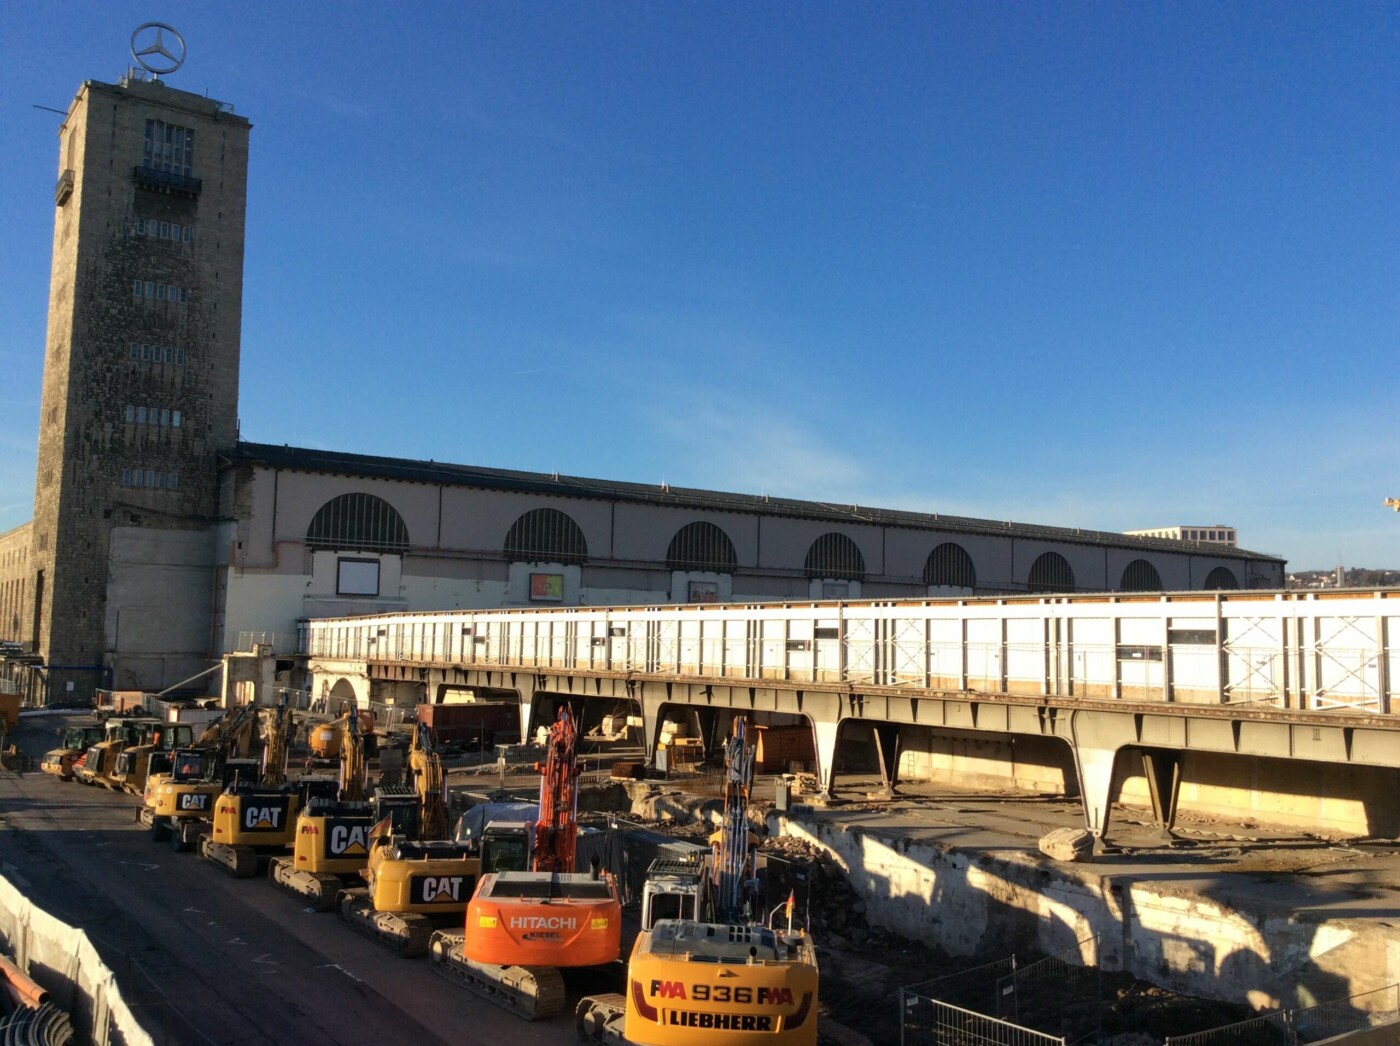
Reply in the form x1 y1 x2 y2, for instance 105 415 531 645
0 872 151 1046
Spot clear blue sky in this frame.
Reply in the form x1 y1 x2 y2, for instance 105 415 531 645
1 2 1395 572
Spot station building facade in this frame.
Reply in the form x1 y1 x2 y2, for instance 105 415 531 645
0 58 1286 700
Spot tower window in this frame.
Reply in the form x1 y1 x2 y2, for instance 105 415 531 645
144 120 194 177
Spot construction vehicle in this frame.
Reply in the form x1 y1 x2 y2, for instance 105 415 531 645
76 717 162 788
432 706 622 1021
199 693 301 877
112 721 197 794
270 706 378 909
39 723 105 779
338 720 529 956
140 702 261 850
575 718 819 1045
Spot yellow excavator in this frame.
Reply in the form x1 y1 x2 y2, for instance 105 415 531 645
337 721 529 956
576 718 820 1045
140 703 261 851
270 707 381 910
112 720 197 795
76 717 162 788
199 693 301 877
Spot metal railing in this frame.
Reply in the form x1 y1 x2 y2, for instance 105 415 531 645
300 592 1400 713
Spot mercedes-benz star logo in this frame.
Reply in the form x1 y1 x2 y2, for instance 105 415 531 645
130 23 186 77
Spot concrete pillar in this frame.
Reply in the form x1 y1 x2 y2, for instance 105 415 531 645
1073 742 1119 842
640 686 668 767
1141 749 1182 838
813 716 841 799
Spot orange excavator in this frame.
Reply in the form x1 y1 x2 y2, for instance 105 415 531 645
430 706 621 1020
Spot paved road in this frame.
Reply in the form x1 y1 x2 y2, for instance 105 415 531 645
0 716 613 1046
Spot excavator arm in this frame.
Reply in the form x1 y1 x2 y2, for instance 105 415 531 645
532 706 580 873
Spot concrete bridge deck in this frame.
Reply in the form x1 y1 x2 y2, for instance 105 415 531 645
296 590 1400 843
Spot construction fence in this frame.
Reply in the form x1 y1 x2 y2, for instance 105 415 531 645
1164 984 1400 1046
901 940 1099 1046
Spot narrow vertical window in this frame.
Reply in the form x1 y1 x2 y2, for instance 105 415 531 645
124 405 135 423
121 469 131 486
141 344 151 361
147 219 157 236
172 410 181 428
159 408 170 426
146 470 156 487
175 348 185 365
156 284 166 301
135 407 146 424
133 279 142 298
129 343 140 360
144 280 154 298
159 221 169 239
168 472 179 490
182 225 191 242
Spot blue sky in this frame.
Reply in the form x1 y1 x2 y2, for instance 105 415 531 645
1 2 1395 571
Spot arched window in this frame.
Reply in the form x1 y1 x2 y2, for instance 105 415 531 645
1027 551 1075 593
804 533 865 581
306 493 408 553
1120 559 1162 592
666 522 737 572
504 508 587 564
923 543 976 588
1204 566 1239 590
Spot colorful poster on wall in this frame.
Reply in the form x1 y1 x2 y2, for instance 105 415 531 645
688 581 719 603
530 572 564 601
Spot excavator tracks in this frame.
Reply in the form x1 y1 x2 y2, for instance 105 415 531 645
427 932 567 1021
268 858 341 912
198 837 260 878
336 889 434 957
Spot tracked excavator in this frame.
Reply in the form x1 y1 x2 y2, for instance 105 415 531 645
431 706 622 1021
576 717 819 1045
140 702 261 850
112 720 196 795
76 717 162 787
338 721 528 956
199 692 302 877
270 705 380 909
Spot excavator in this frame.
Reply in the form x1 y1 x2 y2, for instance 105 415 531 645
270 706 379 910
76 716 164 788
575 717 820 1045
199 692 302 877
111 720 197 795
39 723 105 780
140 702 261 851
338 721 529 956
431 706 622 1021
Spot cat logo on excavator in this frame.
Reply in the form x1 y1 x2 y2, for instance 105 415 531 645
245 806 284 830
178 793 209 811
329 823 369 855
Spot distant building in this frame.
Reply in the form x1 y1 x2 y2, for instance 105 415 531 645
0 46 1287 703
1123 525 1237 547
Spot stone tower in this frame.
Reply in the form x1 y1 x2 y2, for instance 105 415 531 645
32 66 250 697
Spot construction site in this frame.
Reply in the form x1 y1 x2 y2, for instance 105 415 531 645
3 668 1400 1046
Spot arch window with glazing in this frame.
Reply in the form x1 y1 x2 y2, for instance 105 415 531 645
306 493 409 553
1120 559 1162 592
504 508 587 564
923 542 976 588
1027 551 1075 593
1203 566 1239 590
804 533 865 581
666 521 738 573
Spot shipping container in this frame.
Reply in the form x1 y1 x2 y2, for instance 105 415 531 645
416 701 521 746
